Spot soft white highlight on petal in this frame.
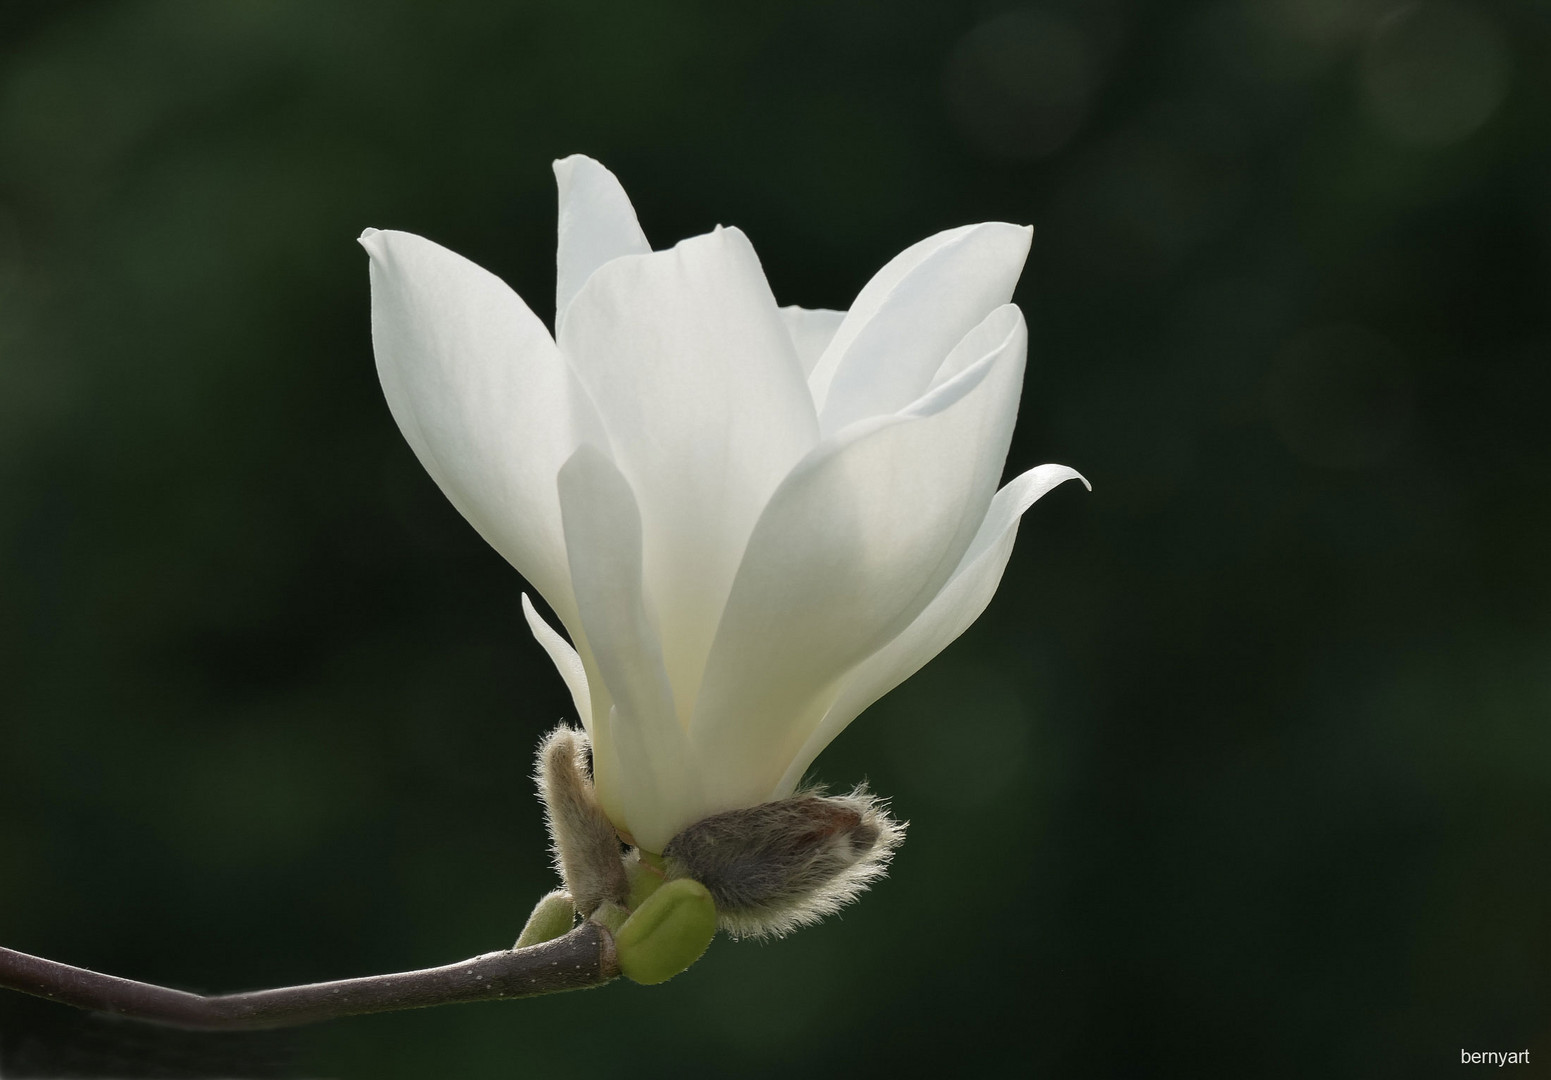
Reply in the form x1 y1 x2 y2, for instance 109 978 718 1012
923 301 1027 398
561 228 820 726
779 305 847 378
689 307 1029 810
557 444 701 851
521 592 593 732
774 464 1090 795
554 155 651 327
808 222 1032 435
360 227 600 634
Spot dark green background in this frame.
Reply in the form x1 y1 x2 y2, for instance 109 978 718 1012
1 1 1547 1076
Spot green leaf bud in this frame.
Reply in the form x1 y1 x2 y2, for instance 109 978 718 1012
613 878 716 985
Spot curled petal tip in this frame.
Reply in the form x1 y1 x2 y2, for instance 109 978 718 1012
1039 463 1092 493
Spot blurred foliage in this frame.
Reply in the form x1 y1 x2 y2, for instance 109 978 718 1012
0 0 1547 1076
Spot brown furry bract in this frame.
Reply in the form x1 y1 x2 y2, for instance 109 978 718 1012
535 725 628 915
662 788 906 939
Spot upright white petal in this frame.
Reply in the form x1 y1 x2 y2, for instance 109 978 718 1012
556 444 701 850
774 464 1089 795
560 227 820 726
809 222 1032 435
360 227 601 633
554 155 651 327
779 304 847 379
689 306 1029 810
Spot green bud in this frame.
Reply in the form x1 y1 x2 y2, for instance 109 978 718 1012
614 878 716 985
514 889 576 949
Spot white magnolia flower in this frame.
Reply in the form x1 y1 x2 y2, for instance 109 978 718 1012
360 156 1085 854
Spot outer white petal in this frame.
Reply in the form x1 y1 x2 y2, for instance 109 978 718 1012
553 155 651 327
556 444 701 851
521 590 624 832
773 464 1090 795
360 227 600 633
779 304 847 379
688 306 1029 811
560 227 819 726
521 593 593 731
809 222 1032 435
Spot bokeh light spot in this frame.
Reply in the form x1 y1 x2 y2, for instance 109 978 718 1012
943 7 1099 160
1360 1 1511 147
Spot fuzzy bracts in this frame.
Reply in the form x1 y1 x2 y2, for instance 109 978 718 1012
663 788 906 940
534 724 905 939
535 725 628 915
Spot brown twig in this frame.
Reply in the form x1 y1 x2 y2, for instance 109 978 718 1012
0 922 618 1031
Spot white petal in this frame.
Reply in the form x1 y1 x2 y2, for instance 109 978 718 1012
521 589 624 835
521 593 593 731
556 445 701 850
553 155 651 328
560 227 819 725
779 304 847 379
774 464 1090 795
688 306 1029 809
809 222 1032 435
360 227 600 632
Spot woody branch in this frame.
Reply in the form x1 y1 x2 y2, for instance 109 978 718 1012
0 921 617 1031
